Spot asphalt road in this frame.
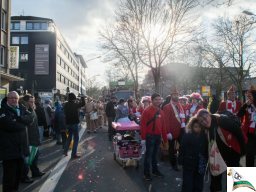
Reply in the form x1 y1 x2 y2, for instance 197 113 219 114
0 119 227 192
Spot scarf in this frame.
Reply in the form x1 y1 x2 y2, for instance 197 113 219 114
249 104 256 133
190 103 199 117
171 100 185 128
226 99 236 115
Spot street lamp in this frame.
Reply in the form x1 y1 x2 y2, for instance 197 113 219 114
243 10 256 16
85 56 101 63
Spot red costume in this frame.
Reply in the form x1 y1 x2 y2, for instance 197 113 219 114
185 92 203 117
218 85 242 114
138 96 151 116
163 86 186 139
140 105 167 142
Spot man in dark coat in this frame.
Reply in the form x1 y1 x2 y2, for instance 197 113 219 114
63 93 85 158
209 95 220 114
106 95 117 141
0 91 34 192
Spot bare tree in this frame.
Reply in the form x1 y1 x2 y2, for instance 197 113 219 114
86 77 101 98
211 14 256 102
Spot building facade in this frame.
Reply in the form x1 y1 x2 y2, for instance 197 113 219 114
0 0 24 101
9 16 87 101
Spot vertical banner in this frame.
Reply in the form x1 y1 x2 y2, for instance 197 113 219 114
35 44 49 75
9 46 19 69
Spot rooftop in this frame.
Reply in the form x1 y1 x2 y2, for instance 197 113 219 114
11 16 53 21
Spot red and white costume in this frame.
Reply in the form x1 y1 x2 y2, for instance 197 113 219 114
163 86 187 139
186 93 203 117
218 85 242 115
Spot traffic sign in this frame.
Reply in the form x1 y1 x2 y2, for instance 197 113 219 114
202 86 210 96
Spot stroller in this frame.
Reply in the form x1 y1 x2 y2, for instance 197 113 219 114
112 121 142 169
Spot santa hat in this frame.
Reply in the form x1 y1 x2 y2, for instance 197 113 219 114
141 96 151 103
171 85 179 94
227 85 235 94
179 96 188 101
190 93 202 101
185 95 191 99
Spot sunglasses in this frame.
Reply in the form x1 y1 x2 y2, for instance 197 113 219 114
198 114 209 123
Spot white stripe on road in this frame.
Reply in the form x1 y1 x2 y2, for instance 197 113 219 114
38 124 87 192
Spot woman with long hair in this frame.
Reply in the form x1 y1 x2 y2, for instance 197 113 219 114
196 109 247 192
237 84 256 167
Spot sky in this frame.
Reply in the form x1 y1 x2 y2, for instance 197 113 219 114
11 0 256 86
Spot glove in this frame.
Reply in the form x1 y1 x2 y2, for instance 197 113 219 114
185 128 188 133
167 133 172 140
178 165 183 171
141 140 146 145
141 140 146 154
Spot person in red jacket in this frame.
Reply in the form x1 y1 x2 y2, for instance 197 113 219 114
185 92 204 123
218 85 242 115
141 93 167 181
163 86 186 171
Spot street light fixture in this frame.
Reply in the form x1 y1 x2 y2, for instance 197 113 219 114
85 56 101 63
243 10 256 16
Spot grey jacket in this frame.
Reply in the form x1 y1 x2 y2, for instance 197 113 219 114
27 109 41 146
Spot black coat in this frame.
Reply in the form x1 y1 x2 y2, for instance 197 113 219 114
106 101 117 118
35 102 47 128
210 95 220 114
27 108 41 146
178 131 208 171
0 97 34 160
54 112 67 133
64 97 85 125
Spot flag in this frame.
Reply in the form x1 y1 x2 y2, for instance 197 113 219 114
227 168 255 191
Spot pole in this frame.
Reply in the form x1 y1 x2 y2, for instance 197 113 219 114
0 0 2 91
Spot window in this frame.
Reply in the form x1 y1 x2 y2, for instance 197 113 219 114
10 23 13 30
2 11 5 30
67 66 69 72
62 61 65 69
14 23 20 30
26 23 32 30
41 23 47 30
57 73 61 81
20 72 28 80
34 23 40 29
57 39 61 48
12 37 19 44
1 46 5 66
67 80 69 86
21 37 28 44
57 56 61 65
20 53 28 62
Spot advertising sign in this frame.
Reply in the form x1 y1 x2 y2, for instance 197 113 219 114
35 44 49 75
202 86 211 96
9 46 19 69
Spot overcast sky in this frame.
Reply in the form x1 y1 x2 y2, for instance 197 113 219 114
11 0 256 86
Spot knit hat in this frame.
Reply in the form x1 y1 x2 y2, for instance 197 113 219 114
227 85 235 94
141 96 151 103
171 86 179 95
69 93 76 100
248 84 256 92
179 96 188 101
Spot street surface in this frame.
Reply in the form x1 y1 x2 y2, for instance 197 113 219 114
0 119 227 192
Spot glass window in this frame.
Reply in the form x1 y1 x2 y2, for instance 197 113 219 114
1 46 5 66
63 61 65 69
21 37 28 44
57 39 61 48
26 23 32 30
2 11 5 30
63 76 66 84
10 23 13 30
67 66 69 72
57 56 61 65
41 23 47 30
14 23 20 30
20 53 28 62
57 73 61 81
12 37 19 44
34 23 40 29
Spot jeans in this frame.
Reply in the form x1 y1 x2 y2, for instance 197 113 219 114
21 150 40 180
182 170 204 192
57 133 62 143
63 124 79 156
38 126 44 142
144 134 161 174
3 158 24 192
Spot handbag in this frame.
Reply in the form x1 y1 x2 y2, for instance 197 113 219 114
198 152 207 176
208 127 227 176
66 132 74 150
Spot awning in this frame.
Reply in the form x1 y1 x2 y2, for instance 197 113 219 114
1 71 24 81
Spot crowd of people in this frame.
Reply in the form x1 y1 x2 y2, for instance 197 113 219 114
0 83 255 192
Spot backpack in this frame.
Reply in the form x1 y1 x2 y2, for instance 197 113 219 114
216 111 241 127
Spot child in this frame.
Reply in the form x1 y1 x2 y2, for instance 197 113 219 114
178 117 208 192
